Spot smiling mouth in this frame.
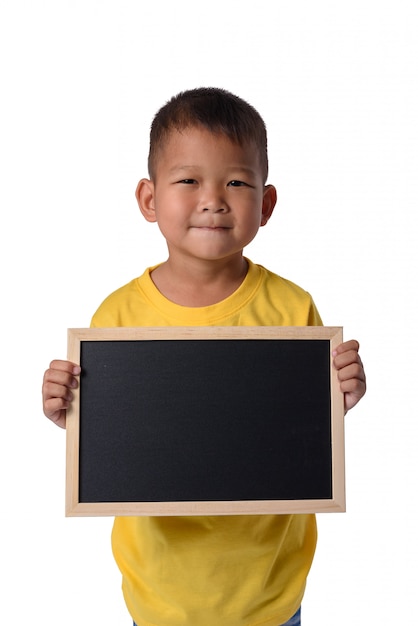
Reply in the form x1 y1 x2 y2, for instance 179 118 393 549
193 225 231 230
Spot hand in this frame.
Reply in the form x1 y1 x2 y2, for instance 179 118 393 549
332 340 366 413
42 360 81 429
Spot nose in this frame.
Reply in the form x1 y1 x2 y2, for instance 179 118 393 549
199 185 228 213
202 205 227 212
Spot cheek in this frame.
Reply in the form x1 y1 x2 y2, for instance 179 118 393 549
154 209 185 242
243 206 264 231
156 189 191 214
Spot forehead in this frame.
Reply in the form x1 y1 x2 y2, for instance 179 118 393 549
156 126 262 174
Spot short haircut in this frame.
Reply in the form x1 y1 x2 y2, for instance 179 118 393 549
148 87 269 182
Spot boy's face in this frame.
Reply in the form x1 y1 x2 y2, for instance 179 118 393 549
137 126 276 267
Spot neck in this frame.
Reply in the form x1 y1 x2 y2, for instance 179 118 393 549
150 255 248 307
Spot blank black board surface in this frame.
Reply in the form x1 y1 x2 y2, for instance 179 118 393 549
66 326 345 516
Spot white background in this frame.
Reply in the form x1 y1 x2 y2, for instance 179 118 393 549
1 1 417 624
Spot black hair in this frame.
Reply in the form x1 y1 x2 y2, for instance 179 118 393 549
148 87 268 182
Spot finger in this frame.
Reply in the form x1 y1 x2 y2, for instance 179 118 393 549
340 376 366 394
333 348 363 372
43 380 75 403
340 377 367 412
44 395 71 418
336 362 366 384
43 365 80 390
48 360 81 375
43 402 68 429
332 339 360 357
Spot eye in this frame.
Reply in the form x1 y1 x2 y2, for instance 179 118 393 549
228 180 250 187
178 179 197 185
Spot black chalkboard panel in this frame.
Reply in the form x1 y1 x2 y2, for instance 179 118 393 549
66 326 345 516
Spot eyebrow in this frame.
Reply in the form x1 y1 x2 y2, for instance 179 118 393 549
168 165 196 173
169 165 258 176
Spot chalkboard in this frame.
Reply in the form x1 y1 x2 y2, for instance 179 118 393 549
66 326 345 516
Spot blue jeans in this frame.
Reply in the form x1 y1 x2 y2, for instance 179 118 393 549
133 606 301 626
284 606 302 625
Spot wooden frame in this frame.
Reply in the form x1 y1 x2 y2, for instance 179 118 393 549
66 326 345 516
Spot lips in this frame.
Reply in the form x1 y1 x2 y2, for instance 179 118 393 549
192 223 231 230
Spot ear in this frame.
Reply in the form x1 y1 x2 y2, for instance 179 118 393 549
260 184 277 226
135 178 157 223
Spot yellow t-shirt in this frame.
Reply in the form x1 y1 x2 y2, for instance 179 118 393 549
91 259 322 626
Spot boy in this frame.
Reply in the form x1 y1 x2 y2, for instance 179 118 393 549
42 87 366 626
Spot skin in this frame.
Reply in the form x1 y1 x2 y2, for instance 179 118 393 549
42 126 366 428
136 127 276 306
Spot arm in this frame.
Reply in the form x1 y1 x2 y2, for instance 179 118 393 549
332 339 366 413
42 360 81 429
